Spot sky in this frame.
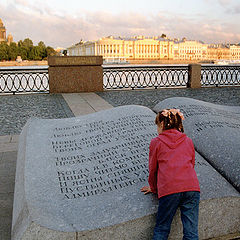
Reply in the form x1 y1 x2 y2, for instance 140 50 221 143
0 0 240 48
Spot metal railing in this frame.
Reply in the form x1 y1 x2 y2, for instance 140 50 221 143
0 67 49 94
0 64 240 94
103 65 189 89
201 65 240 87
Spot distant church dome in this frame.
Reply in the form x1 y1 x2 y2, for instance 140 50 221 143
0 19 7 42
7 33 13 44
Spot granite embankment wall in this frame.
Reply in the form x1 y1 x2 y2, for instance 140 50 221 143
0 61 48 67
0 59 212 67
128 59 213 64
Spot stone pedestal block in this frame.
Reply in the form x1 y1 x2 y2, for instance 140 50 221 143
48 56 103 93
187 64 201 88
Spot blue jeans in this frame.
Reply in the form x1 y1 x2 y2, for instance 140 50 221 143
153 191 200 240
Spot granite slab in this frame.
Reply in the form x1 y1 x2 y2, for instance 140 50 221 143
12 105 239 240
154 97 240 192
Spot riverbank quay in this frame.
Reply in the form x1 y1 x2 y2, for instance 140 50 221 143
1 63 240 94
0 61 48 67
0 59 210 67
0 87 239 240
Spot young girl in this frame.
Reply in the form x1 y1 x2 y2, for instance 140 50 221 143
141 109 200 240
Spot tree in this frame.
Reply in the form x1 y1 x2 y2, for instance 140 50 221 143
18 46 28 60
0 42 9 61
30 46 42 60
46 46 56 57
63 49 67 56
21 38 33 59
1 38 56 61
8 42 18 60
22 38 33 49
161 34 167 39
18 40 23 47
37 41 47 59
38 41 46 48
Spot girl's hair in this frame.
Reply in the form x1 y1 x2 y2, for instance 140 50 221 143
155 109 184 133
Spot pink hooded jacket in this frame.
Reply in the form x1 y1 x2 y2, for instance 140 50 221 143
148 129 200 198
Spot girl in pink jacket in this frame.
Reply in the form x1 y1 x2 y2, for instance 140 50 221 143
141 109 200 240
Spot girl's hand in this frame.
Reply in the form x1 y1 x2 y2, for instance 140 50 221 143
141 186 152 195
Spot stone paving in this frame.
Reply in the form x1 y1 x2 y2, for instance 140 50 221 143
97 87 240 109
0 93 75 239
0 88 239 137
0 151 17 240
0 92 112 240
0 88 239 240
0 94 74 136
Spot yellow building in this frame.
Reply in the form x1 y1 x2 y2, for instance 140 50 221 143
67 36 240 62
68 36 174 61
173 39 208 61
230 45 240 60
207 44 232 60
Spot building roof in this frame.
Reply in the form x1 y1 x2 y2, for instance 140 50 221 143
174 39 205 44
0 18 5 28
98 36 173 42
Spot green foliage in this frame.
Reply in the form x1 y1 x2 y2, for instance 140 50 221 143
8 42 18 60
22 38 33 49
17 40 23 47
38 41 47 59
63 49 67 56
18 46 28 60
0 42 9 60
0 38 57 61
46 46 56 57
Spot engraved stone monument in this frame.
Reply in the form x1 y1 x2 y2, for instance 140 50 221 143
154 97 240 191
12 102 240 240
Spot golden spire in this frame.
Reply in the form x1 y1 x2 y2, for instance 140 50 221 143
0 18 4 27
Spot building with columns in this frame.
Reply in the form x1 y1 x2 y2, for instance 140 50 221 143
230 45 240 60
173 39 208 61
207 45 231 60
68 36 174 61
67 36 240 62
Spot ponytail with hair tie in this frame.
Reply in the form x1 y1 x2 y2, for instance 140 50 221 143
155 108 185 133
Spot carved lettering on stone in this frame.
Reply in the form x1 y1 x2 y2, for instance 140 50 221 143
48 114 155 200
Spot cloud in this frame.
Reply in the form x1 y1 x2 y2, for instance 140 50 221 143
226 3 240 14
234 4 240 13
218 0 232 6
0 2 239 48
217 0 240 14
13 0 52 15
14 0 29 7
